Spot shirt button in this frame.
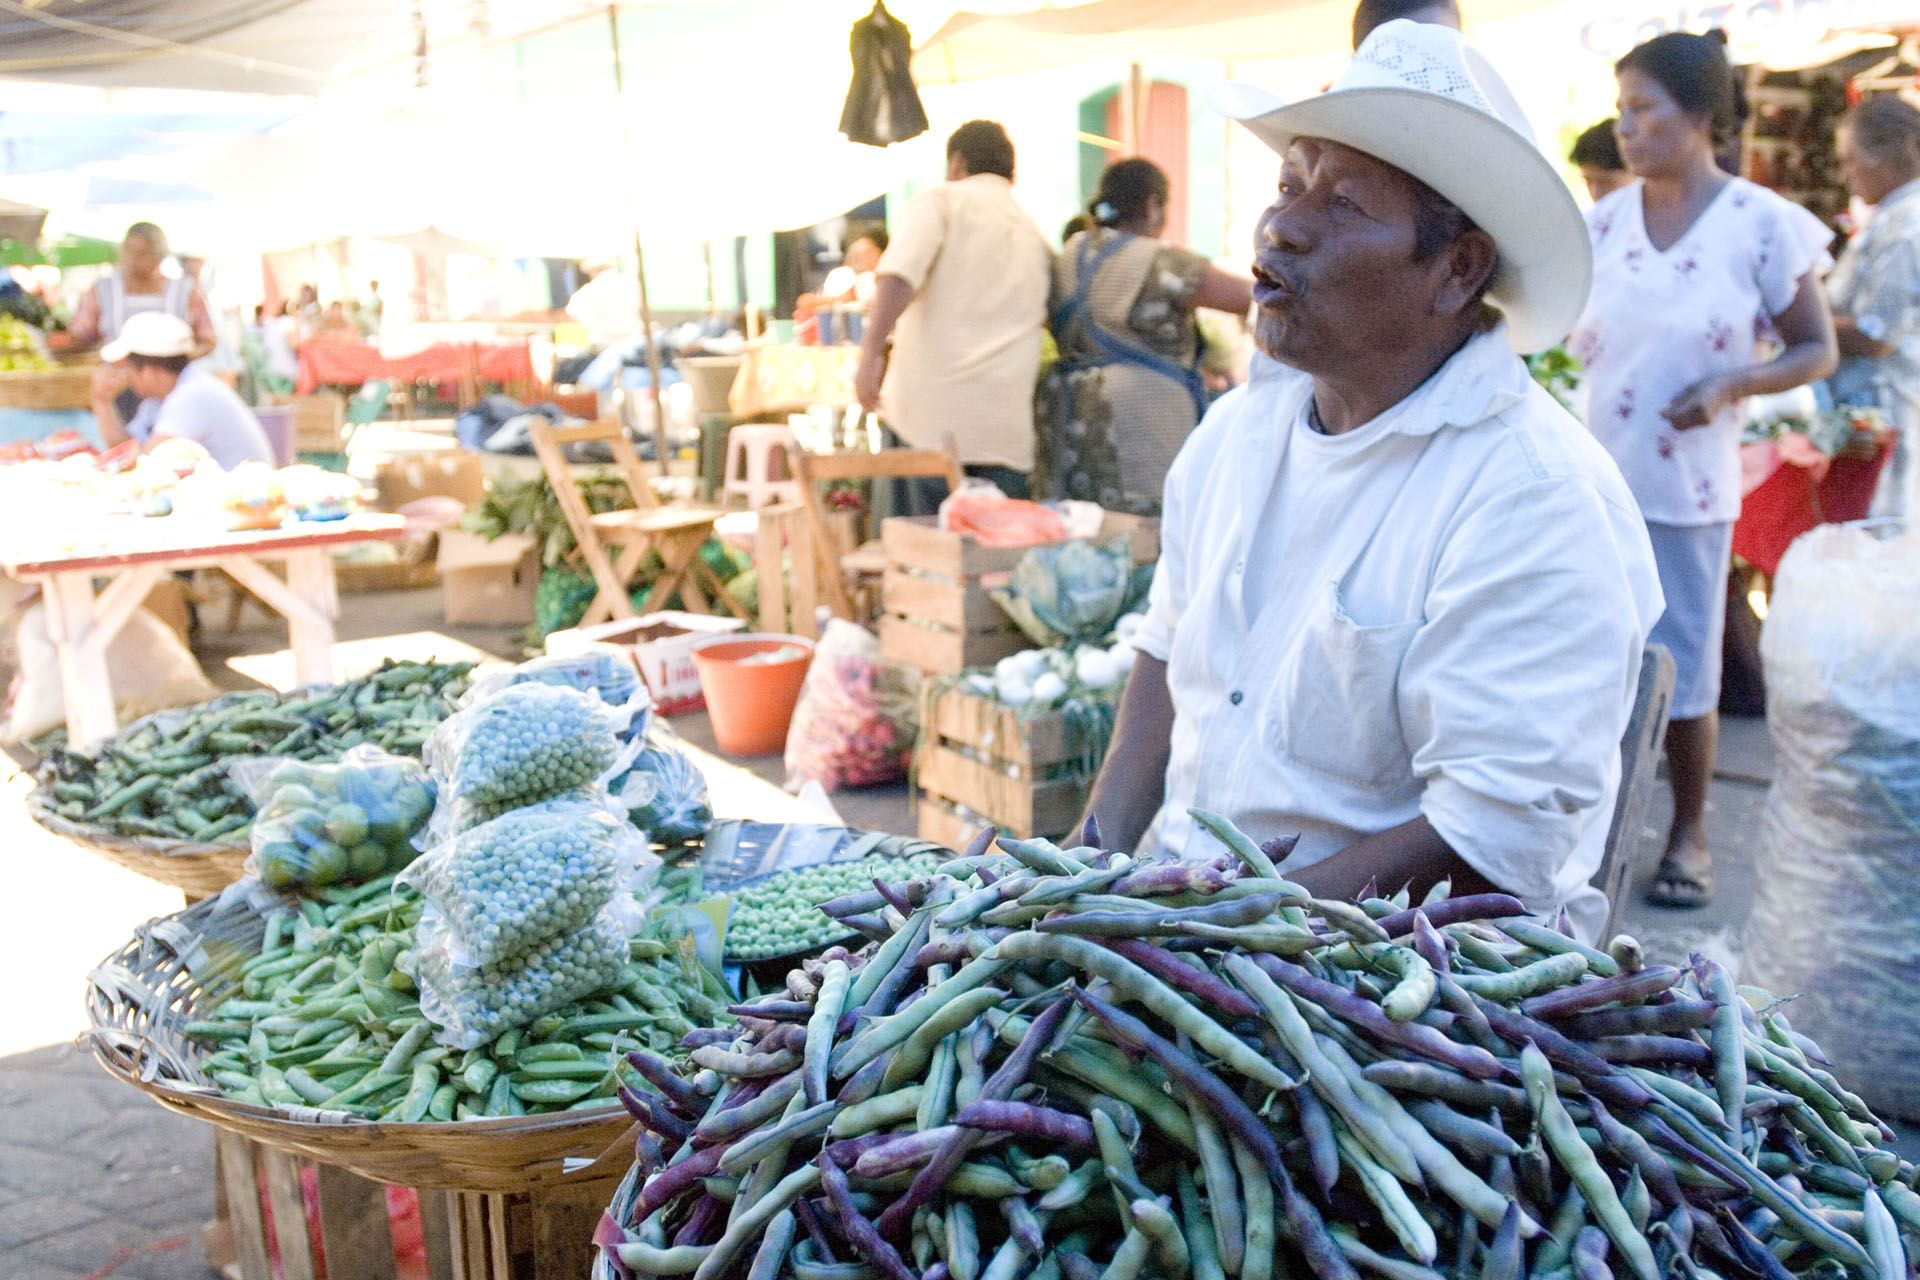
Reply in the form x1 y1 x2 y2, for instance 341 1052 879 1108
1229 690 1244 705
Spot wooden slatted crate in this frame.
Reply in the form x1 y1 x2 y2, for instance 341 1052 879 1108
879 512 1157 676
207 1131 621 1280
916 685 1118 844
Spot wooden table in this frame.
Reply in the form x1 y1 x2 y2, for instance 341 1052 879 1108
2 513 407 746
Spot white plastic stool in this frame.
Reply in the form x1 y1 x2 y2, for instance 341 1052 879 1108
722 423 802 508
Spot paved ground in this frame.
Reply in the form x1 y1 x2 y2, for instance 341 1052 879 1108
1 584 1909 1278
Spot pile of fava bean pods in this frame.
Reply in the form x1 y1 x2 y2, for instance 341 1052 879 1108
602 811 1920 1280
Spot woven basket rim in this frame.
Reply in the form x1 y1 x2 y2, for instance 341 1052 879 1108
86 886 638 1191
28 784 246 861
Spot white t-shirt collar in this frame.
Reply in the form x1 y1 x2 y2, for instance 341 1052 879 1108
1249 323 1533 440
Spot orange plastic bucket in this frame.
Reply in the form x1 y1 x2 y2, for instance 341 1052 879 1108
690 633 815 756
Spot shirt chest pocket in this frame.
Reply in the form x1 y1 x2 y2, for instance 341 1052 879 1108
1265 583 1422 791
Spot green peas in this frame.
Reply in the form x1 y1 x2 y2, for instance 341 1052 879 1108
724 853 943 961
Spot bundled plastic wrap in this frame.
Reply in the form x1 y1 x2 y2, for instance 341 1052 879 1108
409 904 636 1049
782 619 918 791
613 727 712 843
427 784 608 844
1742 519 1920 1119
233 747 436 889
424 682 622 808
400 799 653 966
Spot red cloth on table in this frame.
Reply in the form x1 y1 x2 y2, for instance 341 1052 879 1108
1732 435 1892 575
296 339 534 395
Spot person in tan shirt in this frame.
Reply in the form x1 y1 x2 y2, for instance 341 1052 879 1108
854 120 1054 509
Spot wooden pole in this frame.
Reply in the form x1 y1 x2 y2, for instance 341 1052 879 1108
608 4 672 476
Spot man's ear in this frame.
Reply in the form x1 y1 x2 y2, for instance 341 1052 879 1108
1435 228 1498 319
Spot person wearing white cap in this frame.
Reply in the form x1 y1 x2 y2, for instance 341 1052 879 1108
1080 20 1663 941
102 312 276 471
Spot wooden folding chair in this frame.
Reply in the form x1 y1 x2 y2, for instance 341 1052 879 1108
787 434 964 623
526 419 749 628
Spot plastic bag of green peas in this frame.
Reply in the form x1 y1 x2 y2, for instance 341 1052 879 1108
400 798 657 966
409 902 637 1049
424 682 625 809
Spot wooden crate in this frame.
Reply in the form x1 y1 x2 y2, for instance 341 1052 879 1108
209 1131 621 1280
292 392 346 452
916 686 1111 842
879 512 1157 676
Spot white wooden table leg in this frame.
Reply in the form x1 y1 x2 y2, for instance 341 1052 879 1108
282 551 339 687
42 572 120 747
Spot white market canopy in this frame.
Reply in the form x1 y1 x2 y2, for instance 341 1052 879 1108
911 0 1554 83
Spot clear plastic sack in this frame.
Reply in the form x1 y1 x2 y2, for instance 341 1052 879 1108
232 746 436 889
613 727 713 844
782 618 918 792
457 646 648 717
424 682 623 808
1741 520 1920 1120
424 783 610 846
410 902 637 1050
399 799 656 966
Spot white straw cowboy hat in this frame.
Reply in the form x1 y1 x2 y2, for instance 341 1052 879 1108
1213 19 1591 354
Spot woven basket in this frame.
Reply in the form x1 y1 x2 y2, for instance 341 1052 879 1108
28 785 248 898
87 891 639 1193
0 364 97 409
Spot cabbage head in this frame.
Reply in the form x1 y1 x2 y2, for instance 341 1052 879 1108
990 536 1152 648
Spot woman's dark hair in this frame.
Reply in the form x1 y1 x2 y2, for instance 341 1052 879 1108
946 120 1015 180
1060 213 1092 244
847 221 889 253
1842 94 1920 168
1570 119 1625 171
1352 0 1460 48
1615 30 1747 147
1090 157 1170 229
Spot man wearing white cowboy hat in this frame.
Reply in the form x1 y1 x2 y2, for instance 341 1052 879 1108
1083 21 1662 941
104 311 276 471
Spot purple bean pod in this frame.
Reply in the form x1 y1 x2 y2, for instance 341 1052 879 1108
1517 964 1682 1020
874 876 915 917
594 1214 636 1280
625 1050 704 1117
630 1128 664 1181
1590 1034 1714 1070
1099 938 1260 1019
1359 1059 1534 1114
1292 1082 1341 1197
1471 995 1653 1110
794 1196 840 1263
618 1086 694 1143
631 1144 724 1222
820 1133 899 1167
819 1153 919 1280
1057 1255 1101 1280
1373 893 1530 937
1259 833 1298 866
872 995 1072 1240
671 1194 723 1247
922 1264 952 1280
1716 1208 1797 1280
852 1125 964 1177
1108 863 1231 898
913 930 1009 970
819 888 889 920
1033 892 1288 938
1079 812 1103 850
691 1072 797 1146
1569 1225 1614 1280
1554 999 1720 1039
1070 985 1359 1280
678 1026 735 1050
1482 1203 1524 1280
954 1100 1097 1148
725 999 814 1022
1250 952 1507 1079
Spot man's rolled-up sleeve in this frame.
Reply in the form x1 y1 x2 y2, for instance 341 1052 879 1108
1401 477 1652 906
875 188 948 294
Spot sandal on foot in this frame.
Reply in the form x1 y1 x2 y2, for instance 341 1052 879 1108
1644 857 1713 909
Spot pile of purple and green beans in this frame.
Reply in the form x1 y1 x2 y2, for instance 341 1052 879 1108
601 810 1920 1280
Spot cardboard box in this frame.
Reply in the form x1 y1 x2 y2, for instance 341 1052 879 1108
437 530 538 625
292 393 346 453
552 611 747 713
373 452 487 512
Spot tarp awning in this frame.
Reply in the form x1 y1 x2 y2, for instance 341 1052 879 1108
911 0 1549 83
0 0 384 96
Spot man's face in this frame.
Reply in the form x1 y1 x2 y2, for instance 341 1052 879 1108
127 362 172 399
1837 126 1905 206
845 237 883 273
1251 139 1444 374
1581 166 1632 202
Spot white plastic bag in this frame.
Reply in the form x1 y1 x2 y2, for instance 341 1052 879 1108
1741 520 1920 1119
4 603 216 743
782 618 918 792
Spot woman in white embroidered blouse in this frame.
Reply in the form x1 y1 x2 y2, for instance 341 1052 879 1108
1569 30 1836 910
